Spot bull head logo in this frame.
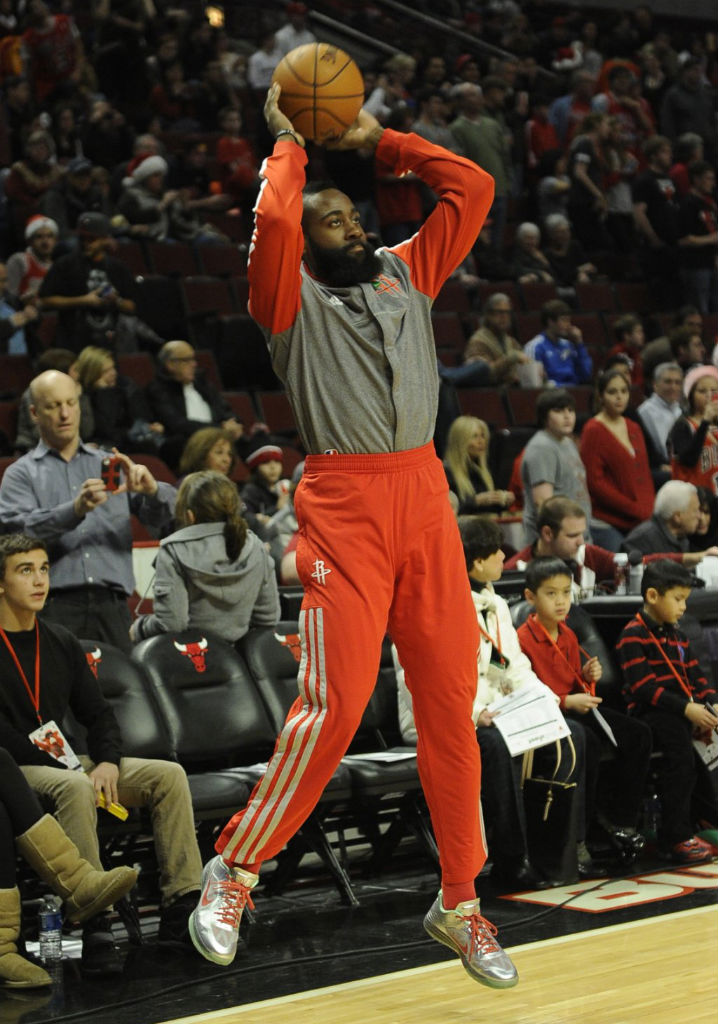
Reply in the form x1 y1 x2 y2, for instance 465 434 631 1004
173 637 209 673
85 647 102 678
274 632 302 663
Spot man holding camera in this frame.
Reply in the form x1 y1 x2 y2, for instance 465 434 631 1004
0 369 175 651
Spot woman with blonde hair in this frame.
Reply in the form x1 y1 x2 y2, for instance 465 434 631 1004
178 426 237 478
130 470 279 644
443 416 514 515
74 346 164 452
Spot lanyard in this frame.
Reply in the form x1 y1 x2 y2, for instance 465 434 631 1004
0 622 42 725
530 614 593 695
476 609 507 667
636 613 693 701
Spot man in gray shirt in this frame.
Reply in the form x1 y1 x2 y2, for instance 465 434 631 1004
0 369 175 651
637 362 684 463
521 388 592 542
189 86 518 991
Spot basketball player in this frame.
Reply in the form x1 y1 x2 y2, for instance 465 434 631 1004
189 83 519 989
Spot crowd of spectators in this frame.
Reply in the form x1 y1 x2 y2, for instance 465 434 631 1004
0 2 714 298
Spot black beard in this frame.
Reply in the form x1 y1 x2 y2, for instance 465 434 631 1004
305 237 382 287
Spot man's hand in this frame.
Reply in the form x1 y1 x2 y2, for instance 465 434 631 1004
323 107 383 151
476 708 497 728
221 418 243 440
9 306 39 327
264 83 306 147
684 546 718 565
582 655 602 684
84 288 105 307
88 761 120 808
685 701 718 732
110 448 159 497
564 692 602 714
74 478 109 518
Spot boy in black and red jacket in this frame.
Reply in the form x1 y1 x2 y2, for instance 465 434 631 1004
616 559 718 863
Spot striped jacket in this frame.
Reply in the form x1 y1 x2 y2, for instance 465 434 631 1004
616 612 716 715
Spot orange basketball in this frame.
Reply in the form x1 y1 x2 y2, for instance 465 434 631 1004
272 42 364 143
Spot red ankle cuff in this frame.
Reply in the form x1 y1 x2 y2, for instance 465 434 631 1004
441 882 475 910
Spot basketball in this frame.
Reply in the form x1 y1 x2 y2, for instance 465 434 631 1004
271 42 364 143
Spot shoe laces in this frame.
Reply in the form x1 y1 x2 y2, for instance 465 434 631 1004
215 879 255 927
460 910 501 955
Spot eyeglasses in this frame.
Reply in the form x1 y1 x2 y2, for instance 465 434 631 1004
169 356 197 363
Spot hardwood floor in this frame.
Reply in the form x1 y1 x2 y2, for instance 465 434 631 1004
167 906 717 1024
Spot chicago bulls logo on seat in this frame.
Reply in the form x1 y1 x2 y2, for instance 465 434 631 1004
173 637 209 672
274 632 302 663
85 647 102 678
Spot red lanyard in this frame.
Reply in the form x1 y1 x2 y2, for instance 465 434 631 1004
530 614 594 695
476 608 507 666
0 622 42 725
636 613 693 701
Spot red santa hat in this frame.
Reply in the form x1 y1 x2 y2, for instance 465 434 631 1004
244 436 284 470
124 153 168 186
25 214 58 240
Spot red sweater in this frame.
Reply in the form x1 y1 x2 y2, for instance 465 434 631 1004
580 417 654 531
517 615 584 709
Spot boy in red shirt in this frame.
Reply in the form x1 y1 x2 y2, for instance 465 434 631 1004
616 559 717 863
517 557 651 868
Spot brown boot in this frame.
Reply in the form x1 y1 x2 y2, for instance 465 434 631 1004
0 888 51 988
15 815 138 925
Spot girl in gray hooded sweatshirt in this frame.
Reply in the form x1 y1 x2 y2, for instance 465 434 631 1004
130 470 280 644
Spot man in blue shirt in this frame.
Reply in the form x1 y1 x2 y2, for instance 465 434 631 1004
525 299 593 386
0 369 175 651
0 261 38 355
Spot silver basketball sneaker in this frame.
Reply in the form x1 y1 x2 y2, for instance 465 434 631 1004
424 893 519 988
188 856 258 966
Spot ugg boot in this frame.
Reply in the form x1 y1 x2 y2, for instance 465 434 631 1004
0 888 51 988
15 815 138 925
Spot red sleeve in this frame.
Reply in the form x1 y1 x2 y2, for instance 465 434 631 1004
584 544 616 582
247 140 307 335
504 545 532 570
377 129 494 299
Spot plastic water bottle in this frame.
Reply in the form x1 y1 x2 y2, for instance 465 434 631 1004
38 896 63 963
613 552 629 595
628 557 644 596
643 792 662 841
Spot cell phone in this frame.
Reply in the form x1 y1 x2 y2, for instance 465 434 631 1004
99 283 114 298
101 456 122 491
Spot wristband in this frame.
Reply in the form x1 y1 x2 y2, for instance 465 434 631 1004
275 128 303 147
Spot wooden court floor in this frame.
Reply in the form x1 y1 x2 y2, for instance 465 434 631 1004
168 905 716 1024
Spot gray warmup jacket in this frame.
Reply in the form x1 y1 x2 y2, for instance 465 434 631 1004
132 521 280 643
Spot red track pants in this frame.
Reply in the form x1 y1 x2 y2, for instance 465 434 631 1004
216 443 487 885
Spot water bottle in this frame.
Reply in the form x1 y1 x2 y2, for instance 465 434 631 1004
643 792 661 842
38 896 63 963
613 552 629 595
628 557 644 596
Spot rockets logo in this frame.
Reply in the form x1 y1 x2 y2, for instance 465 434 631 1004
311 558 331 585
85 647 102 678
173 637 209 673
274 632 302 663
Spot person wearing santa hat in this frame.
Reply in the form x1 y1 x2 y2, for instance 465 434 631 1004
117 153 225 245
4 214 58 306
239 436 290 520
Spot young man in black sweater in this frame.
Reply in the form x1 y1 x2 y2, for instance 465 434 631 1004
0 533 202 975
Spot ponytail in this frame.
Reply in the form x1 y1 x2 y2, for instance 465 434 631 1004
175 470 248 562
224 509 248 562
